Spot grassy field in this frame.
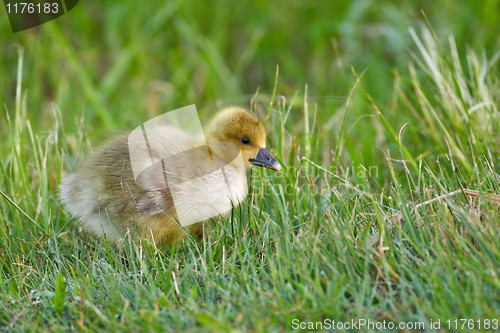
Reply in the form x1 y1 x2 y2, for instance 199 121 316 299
1 1 499 332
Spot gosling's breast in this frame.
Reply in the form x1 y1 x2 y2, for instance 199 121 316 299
172 163 248 225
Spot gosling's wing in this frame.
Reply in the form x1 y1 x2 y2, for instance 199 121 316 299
134 159 176 216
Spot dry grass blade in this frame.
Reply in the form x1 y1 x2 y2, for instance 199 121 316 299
368 188 500 246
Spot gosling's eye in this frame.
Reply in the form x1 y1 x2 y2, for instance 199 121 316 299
240 137 251 145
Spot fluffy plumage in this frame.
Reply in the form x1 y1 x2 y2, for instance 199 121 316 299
60 107 280 246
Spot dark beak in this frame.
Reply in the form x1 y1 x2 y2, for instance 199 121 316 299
250 148 281 171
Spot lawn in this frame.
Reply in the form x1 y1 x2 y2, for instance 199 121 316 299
0 1 499 332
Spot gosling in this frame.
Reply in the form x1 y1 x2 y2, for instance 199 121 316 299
60 107 281 246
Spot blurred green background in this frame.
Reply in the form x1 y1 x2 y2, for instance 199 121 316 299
1 0 499 165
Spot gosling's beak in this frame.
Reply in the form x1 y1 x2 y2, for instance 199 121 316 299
250 148 281 171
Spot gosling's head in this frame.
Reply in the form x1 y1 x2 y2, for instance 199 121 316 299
205 107 281 171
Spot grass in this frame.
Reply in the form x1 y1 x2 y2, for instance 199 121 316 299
1 1 500 332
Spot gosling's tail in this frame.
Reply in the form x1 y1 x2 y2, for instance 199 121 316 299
59 173 122 242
